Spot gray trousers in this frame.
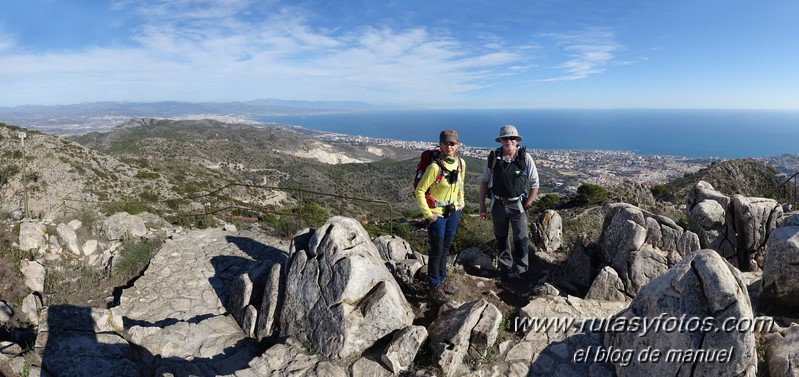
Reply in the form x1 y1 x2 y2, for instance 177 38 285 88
491 200 529 276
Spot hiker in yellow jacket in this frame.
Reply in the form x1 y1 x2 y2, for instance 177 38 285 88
415 129 465 305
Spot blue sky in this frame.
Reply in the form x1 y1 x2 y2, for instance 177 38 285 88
0 0 797 109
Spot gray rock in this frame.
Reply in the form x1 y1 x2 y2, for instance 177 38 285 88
101 212 147 241
279 216 414 360
732 194 782 269
531 210 563 252
67 219 82 230
35 305 137 377
256 263 282 341
585 266 630 302
428 299 500 376
761 226 799 313
21 293 42 327
350 356 393 377
19 222 47 252
227 272 254 326
381 325 428 374
20 259 45 293
56 222 81 255
765 323 799 377
82 239 98 256
601 203 700 296
0 301 12 322
604 249 756 377
373 235 415 262
687 180 731 214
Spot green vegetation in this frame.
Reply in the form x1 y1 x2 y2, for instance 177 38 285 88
113 237 164 280
100 201 146 215
571 183 608 207
135 170 160 180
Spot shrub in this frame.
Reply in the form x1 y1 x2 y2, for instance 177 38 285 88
101 201 145 215
113 237 163 280
572 183 608 207
135 170 160 180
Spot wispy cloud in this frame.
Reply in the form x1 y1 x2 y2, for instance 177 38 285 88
0 1 536 105
538 29 622 82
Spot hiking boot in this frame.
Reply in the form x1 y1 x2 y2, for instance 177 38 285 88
429 284 451 305
441 277 460 295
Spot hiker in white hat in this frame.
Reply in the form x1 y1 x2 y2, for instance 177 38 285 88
479 125 540 287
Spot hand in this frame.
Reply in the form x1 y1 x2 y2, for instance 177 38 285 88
523 200 534 211
428 213 443 222
479 206 487 220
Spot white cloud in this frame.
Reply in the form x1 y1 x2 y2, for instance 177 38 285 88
537 29 622 82
0 1 534 106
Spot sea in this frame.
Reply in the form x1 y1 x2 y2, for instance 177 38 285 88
256 109 799 159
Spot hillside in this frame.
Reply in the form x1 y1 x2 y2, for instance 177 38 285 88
71 118 430 220
0 123 182 218
654 158 782 203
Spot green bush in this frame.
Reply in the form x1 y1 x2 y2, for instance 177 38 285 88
139 192 159 202
572 183 608 207
101 201 147 215
135 170 160 180
651 184 673 202
113 237 163 280
534 193 561 212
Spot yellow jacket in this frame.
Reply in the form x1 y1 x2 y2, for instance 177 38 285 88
415 156 465 219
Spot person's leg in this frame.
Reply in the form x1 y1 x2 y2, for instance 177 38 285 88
509 203 530 278
438 210 462 280
427 218 447 289
492 203 512 275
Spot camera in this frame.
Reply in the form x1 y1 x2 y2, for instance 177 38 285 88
446 169 459 184
442 203 455 218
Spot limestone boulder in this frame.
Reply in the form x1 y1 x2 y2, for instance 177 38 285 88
604 249 757 377
35 305 136 377
689 199 737 261
19 222 47 252
585 266 630 302
732 194 782 269
279 216 414 360
381 325 428 374
20 259 45 293
427 299 501 376
530 209 563 252
765 324 799 377
761 226 799 314
101 212 147 241
56 223 81 255
599 203 700 296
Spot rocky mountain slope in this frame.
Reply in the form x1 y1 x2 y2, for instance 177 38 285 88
2 115 799 376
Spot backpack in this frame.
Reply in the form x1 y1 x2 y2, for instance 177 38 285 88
487 145 528 199
412 147 463 208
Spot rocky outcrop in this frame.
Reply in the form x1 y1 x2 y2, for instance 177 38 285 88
732 194 782 269
765 324 799 377
760 226 799 314
530 210 563 252
279 216 414 360
516 295 628 376
687 180 782 270
101 212 147 241
381 325 428 374
34 305 136 377
427 299 501 376
19 222 47 252
372 235 426 285
604 249 756 377
599 203 699 296
585 266 630 302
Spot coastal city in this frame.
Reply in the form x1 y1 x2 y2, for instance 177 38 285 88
308 130 718 189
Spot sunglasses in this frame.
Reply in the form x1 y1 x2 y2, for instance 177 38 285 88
442 141 459 146
500 136 518 141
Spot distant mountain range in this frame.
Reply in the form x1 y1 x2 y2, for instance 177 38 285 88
0 99 394 135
